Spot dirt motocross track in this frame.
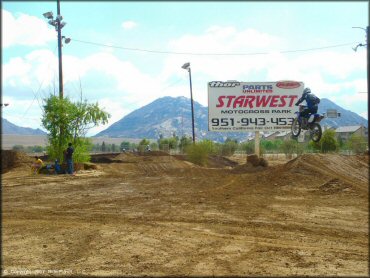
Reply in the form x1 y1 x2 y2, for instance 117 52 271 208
2 151 369 276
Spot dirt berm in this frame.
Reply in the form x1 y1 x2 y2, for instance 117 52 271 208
2 151 368 276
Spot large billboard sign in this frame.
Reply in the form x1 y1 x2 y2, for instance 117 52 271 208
208 80 304 132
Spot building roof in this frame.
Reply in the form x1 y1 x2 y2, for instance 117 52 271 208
262 131 278 138
275 131 291 137
335 125 363 133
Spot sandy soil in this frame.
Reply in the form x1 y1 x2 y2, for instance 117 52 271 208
2 151 369 276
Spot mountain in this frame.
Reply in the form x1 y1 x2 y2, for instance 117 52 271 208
96 96 246 141
318 99 368 128
1 118 47 135
96 96 368 141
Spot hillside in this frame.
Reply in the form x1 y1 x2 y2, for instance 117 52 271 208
96 96 368 141
318 99 368 127
2 118 47 136
96 96 249 141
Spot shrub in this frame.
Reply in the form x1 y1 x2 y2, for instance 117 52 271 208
280 139 297 158
239 141 254 154
320 129 339 153
347 134 367 154
12 145 25 151
186 140 215 166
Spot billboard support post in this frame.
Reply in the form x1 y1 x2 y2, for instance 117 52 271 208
255 131 260 157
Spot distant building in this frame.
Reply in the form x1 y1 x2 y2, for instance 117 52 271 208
262 131 279 141
335 125 368 141
275 131 292 141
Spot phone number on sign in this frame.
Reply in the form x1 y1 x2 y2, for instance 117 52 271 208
210 117 294 127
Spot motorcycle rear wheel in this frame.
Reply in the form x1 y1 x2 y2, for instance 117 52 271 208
310 123 322 142
291 118 301 137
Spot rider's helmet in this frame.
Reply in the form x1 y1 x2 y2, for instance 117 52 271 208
303 87 311 94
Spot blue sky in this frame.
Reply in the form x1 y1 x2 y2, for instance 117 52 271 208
2 1 368 136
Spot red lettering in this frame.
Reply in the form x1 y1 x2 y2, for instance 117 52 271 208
288 95 298 107
216 96 225 108
270 95 279 107
233 96 245 108
256 96 271 107
246 96 255 108
226 96 236 107
279 95 287 107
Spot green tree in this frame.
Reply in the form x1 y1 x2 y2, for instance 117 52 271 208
221 138 238 156
12 145 25 151
101 141 106 152
139 138 150 146
280 139 297 158
42 95 110 162
179 136 192 153
347 134 367 154
239 141 254 154
320 129 339 153
150 142 159 151
158 137 178 150
186 140 215 166
120 141 131 151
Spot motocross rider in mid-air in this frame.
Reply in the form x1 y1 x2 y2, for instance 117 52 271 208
295 87 320 128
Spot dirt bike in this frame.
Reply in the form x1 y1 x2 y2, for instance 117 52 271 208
291 105 324 142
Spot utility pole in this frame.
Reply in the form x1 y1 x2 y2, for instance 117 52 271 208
43 0 70 99
43 1 70 161
56 0 63 99
352 26 369 152
181 62 196 144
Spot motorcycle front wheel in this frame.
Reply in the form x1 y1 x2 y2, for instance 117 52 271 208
310 123 322 142
291 118 301 137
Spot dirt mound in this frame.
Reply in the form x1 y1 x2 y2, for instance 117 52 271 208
283 153 369 188
138 150 169 156
247 155 269 167
206 155 239 168
1 150 34 173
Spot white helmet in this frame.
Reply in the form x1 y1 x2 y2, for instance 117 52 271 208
303 87 311 94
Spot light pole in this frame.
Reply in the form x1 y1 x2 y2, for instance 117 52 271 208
352 26 369 151
182 62 195 143
43 0 70 99
43 0 71 161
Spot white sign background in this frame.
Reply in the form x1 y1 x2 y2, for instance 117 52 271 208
208 81 304 132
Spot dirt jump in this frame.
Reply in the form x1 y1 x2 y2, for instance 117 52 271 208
2 150 368 276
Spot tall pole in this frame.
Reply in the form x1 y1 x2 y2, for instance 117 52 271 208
188 67 195 143
56 0 63 99
366 26 369 153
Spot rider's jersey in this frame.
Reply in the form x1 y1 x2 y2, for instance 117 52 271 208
296 92 319 110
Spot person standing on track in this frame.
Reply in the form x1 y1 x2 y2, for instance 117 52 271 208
65 142 74 175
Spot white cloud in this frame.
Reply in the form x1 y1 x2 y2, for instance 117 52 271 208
2 9 55 48
121 21 137 30
3 23 367 135
360 111 368 120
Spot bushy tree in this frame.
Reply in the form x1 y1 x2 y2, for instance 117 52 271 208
179 136 192 153
139 138 151 146
347 134 367 154
320 129 339 153
239 141 254 154
42 95 110 162
12 145 25 151
120 141 131 151
186 140 216 166
158 137 178 150
280 139 297 158
220 138 238 156
101 141 106 152
150 142 159 151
